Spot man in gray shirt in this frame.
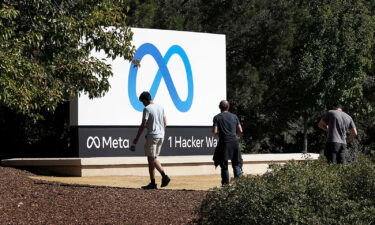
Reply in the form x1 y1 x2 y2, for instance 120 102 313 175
318 102 358 164
133 91 170 189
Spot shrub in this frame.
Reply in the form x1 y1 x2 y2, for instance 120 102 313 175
193 156 375 225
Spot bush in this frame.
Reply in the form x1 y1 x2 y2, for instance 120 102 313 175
193 156 375 225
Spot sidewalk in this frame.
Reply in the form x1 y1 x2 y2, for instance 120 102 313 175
30 174 224 191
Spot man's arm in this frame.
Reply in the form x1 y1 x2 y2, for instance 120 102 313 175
346 127 358 143
133 119 147 144
318 119 328 131
236 124 243 135
212 125 218 136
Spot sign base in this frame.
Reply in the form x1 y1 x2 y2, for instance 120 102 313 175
71 126 218 157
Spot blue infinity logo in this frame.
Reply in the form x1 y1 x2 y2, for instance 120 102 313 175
128 43 194 112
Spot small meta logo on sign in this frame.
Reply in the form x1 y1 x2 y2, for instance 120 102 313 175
128 43 194 112
86 136 130 149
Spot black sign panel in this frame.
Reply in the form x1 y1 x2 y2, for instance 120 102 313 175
75 126 218 157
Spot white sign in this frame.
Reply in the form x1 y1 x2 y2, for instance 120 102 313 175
70 28 226 126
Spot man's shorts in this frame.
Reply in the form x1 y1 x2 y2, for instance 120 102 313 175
144 137 164 158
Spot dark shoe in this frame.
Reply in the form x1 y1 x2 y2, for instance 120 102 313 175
141 183 157 190
161 175 170 187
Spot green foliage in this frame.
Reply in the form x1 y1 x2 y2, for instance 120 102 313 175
0 0 135 119
193 156 375 225
1 0 374 157
166 0 375 154
126 0 201 31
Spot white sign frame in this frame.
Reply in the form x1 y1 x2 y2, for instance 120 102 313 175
70 28 226 126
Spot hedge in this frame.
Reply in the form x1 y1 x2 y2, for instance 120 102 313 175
193 156 375 225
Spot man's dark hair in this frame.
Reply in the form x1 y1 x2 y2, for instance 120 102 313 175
139 91 152 102
219 100 230 111
332 102 343 109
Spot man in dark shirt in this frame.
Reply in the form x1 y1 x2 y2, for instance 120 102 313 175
318 102 357 164
212 100 243 185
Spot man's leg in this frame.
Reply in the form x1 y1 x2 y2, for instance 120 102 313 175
153 158 165 175
232 162 243 178
152 138 170 187
152 138 165 175
231 140 242 178
147 156 156 181
141 138 157 189
220 161 230 185
337 143 347 164
325 142 336 164
145 138 157 182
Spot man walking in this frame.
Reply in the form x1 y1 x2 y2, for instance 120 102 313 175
318 102 358 164
212 100 243 185
133 91 170 189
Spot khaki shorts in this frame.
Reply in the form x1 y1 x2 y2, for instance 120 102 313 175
144 137 164 158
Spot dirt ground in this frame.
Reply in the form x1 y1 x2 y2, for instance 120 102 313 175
0 166 212 225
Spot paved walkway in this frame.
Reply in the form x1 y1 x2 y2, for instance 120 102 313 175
30 175 224 191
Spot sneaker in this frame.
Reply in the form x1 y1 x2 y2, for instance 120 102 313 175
141 183 157 190
161 175 171 187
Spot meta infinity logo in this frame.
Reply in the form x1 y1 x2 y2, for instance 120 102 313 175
128 43 194 112
87 136 100 149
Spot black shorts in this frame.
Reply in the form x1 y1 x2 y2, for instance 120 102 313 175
324 142 347 164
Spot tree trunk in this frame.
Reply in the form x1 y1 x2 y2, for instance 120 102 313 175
303 115 308 153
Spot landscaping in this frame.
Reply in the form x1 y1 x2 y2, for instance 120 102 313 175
2 155 375 224
194 156 375 225
0 166 206 225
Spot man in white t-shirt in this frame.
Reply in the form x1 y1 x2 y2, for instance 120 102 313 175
133 91 170 189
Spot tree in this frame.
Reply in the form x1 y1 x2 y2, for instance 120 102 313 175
190 0 375 154
0 0 135 119
285 0 374 152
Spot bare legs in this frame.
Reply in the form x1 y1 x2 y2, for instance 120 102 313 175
147 156 165 180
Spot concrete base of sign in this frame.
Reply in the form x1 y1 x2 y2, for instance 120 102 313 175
1 153 320 177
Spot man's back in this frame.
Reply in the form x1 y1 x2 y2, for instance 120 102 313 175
322 110 356 144
143 104 165 138
213 112 239 139
212 100 243 185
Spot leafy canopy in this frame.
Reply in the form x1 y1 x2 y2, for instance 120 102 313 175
0 0 135 119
